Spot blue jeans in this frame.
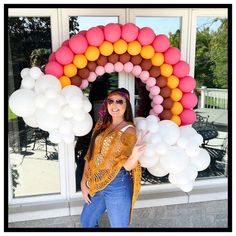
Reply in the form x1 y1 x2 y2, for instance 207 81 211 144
80 167 132 228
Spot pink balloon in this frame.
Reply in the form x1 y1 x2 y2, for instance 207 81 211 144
61 39 69 47
114 62 124 72
180 109 196 125
137 27 155 45
149 109 156 116
78 30 87 36
153 95 163 104
147 85 152 93
104 23 121 43
80 79 89 89
164 47 181 65
150 86 160 96
95 66 105 76
55 46 74 65
180 93 198 109
45 61 63 78
69 34 88 54
123 62 134 73
146 77 156 87
86 27 104 46
179 76 196 92
104 63 115 73
173 61 190 78
152 34 170 52
132 65 142 77
139 71 150 81
87 72 97 82
48 52 56 62
121 23 139 42
153 104 164 114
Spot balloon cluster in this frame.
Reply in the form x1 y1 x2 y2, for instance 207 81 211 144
9 67 93 143
135 115 211 192
45 23 197 126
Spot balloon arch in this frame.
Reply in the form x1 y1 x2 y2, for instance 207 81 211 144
45 23 197 126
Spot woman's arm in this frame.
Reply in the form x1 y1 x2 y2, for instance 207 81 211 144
80 161 91 204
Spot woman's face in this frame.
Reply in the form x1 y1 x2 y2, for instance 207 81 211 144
107 94 127 119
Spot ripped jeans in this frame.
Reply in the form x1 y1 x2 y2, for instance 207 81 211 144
80 167 132 228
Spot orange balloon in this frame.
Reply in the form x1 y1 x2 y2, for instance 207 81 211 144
127 41 142 56
171 102 183 115
64 64 77 77
140 45 155 59
151 53 164 66
113 39 127 54
73 54 87 69
59 75 71 88
167 75 179 89
85 46 100 61
99 41 114 56
160 64 173 77
170 88 183 101
171 115 181 126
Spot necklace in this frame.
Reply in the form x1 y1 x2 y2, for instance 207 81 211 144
95 120 124 165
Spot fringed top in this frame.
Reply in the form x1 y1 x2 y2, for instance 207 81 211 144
84 122 141 222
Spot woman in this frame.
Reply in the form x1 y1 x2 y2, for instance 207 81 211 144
80 88 146 228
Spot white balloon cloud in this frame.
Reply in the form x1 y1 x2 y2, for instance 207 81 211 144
9 67 93 144
135 115 211 193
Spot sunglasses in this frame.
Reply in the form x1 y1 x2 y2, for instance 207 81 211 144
107 98 126 105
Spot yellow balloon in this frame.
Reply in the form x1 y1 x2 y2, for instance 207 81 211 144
99 41 113 56
64 64 77 77
140 45 155 59
73 54 87 69
59 75 71 88
127 41 142 56
171 115 181 126
160 63 173 77
170 88 183 101
113 39 127 54
167 75 179 89
151 53 164 66
85 46 100 61
171 102 183 115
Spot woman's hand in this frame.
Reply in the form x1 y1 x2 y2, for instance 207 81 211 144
131 130 148 160
81 180 91 204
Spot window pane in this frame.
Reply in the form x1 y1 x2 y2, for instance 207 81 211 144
69 16 119 192
194 17 228 180
8 17 60 198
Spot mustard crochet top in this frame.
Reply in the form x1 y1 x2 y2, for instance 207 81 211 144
84 122 141 219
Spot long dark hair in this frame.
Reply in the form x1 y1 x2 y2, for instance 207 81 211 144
87 88 134 161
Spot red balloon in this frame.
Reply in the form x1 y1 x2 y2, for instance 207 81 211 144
104 23 121 43
180 109 196 125
55 46 74 65
86 26 104 46
178 76 196 92
61 39 69 47
69 34 88 54
180 93 198 109
164 47 181 65
45 61 63 78
137 27 155 45
122 23 139 42
173 61 190 78
48 52 56 62
152 34 170 52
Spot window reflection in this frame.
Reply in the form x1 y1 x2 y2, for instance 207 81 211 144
8 17 60 198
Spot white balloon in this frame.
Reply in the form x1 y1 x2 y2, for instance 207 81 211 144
49 130 62 144
45 100 61 114
21 76 35 90
136 119 147 131
146 121 159 133
134 117 145 126
180 125 197 138
34 93 48 108
179 181 194 192
57 94 66 107
158 120 180 145
62 106 74 118
190 148 211 171
146 115 159 123
155 142 169 155
73 113 93 136
62 133 75 143
73 110 87 122
9 89 36 117
185 142 201 157
149 133 162 145
23 114 38 128
177 136 189 149
160 146 189 174
20 68 30 79
139 144 160 168
29 67 43 80
36 109 63 132
148 161 169 177
59 120 73 134
61 85 83 102
44 89 59 100
83 100 92 112
35 75 61 94
189 133 204 146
